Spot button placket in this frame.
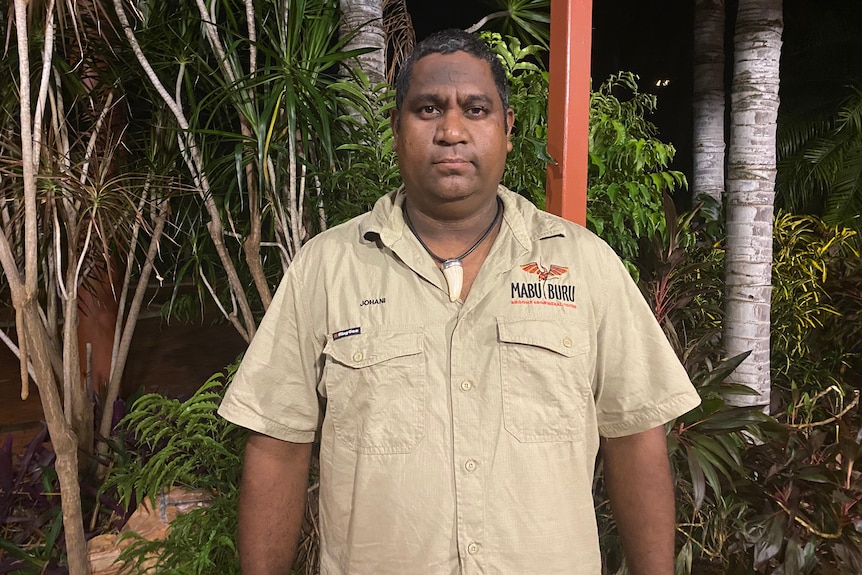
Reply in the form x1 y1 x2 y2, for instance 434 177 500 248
450 313 485 572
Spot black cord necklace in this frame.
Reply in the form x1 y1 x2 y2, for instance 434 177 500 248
403 196 503 301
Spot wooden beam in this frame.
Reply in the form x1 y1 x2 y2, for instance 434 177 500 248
546 0 593 226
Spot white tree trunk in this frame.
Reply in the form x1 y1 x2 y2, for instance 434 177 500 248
724 0 783 409
692 0 726 207
339 0 386 84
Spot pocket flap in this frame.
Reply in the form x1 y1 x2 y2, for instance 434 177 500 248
497 318 588 357
324 329 423 368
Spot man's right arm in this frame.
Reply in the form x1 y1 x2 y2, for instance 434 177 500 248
238 432 313 574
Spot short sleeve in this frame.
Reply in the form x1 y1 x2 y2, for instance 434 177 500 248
592 247 701 438
218 260 323 442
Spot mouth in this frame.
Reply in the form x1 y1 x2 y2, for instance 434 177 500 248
434 158 472 166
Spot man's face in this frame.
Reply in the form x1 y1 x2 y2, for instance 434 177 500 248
392 51 514 211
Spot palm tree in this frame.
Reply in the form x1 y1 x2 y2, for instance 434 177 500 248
775 0 862 229
339 0 386 84
723 0 783 409
777 86 862 231
692 0 726 208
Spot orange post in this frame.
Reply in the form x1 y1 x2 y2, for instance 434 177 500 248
546 0 593 226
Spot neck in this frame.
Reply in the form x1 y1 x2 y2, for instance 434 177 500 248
404 197 503 263
403 195 501 244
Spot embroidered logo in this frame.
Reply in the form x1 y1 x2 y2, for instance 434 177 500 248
521 262 568 281
511 262 576 309
332 327 361 340
359 297 386 307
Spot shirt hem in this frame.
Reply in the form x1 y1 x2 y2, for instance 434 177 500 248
217 402 316 443
598 390 701 438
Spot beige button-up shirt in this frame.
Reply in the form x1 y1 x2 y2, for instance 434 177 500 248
219 186 701 574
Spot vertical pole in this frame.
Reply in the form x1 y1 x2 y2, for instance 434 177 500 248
546 0 593 226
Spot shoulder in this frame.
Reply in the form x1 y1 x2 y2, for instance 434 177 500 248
290 211 375 270
499 186 618 259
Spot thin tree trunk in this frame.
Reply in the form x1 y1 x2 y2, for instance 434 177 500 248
98 197 170 449
692 0 726 207
21 305 89 574
724 0 783 410
9 2 89 571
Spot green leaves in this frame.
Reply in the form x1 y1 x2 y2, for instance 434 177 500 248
588 72 687 270
777 84 862 232
101 364 248 574
471 0 551 51
481 32 551 208
102 364 247 510
771 212 859 402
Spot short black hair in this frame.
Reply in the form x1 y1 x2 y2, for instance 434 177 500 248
394 29 510 112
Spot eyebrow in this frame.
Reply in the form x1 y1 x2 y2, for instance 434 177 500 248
410 93 496 107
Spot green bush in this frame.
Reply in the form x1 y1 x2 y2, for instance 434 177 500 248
588 72 687 275
102 366 247 574
771 213 860 415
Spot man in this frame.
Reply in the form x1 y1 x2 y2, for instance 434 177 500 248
218 29 701 575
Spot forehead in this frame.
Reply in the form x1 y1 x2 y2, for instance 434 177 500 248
406 51 497 99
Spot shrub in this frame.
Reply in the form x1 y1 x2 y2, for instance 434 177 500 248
101 367 247 574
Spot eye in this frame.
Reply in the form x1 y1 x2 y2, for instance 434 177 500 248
419 106 439 116
466 106 487 117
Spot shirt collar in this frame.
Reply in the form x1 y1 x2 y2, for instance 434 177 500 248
359 184 569 250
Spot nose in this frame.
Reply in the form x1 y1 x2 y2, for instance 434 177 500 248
434 110 468 146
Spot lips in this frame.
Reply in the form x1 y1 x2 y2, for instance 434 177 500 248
433 157 472 166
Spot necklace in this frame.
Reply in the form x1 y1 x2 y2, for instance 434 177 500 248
403 197 503 302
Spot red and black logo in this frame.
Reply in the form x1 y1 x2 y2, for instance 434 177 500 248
511 262 576 308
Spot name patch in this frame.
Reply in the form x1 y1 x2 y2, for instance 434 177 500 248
332 327 361 340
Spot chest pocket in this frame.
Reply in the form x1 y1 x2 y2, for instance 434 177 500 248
498 318 593 442
323 329 425 454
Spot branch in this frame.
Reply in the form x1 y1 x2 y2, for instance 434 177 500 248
199 266 249 342
0 329 38 385
465 10 509 34
13 0 38 294
113 0 257 340
31 0 57 170
789 390 860 429
80 91 117 184
98 197 170 455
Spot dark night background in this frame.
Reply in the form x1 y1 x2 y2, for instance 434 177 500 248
407 0 862 204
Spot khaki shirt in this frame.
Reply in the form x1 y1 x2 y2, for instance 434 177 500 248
219 186 701 574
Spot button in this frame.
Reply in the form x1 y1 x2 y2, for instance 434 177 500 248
562 337 573 348
464 459 477 472
467 542 480 555
460 380 473 392
352 351 364 362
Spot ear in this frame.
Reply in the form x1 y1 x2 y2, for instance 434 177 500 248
506 108 515 153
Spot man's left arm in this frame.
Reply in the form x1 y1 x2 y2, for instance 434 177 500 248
601 424 676 575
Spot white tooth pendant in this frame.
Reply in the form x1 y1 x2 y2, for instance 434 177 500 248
441 259 463 302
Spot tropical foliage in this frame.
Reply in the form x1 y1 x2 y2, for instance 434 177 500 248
100 368 247 575
598 203 862 575
588 72 687 274
3 4 862 574
777 87 862 231
776 0 862 231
